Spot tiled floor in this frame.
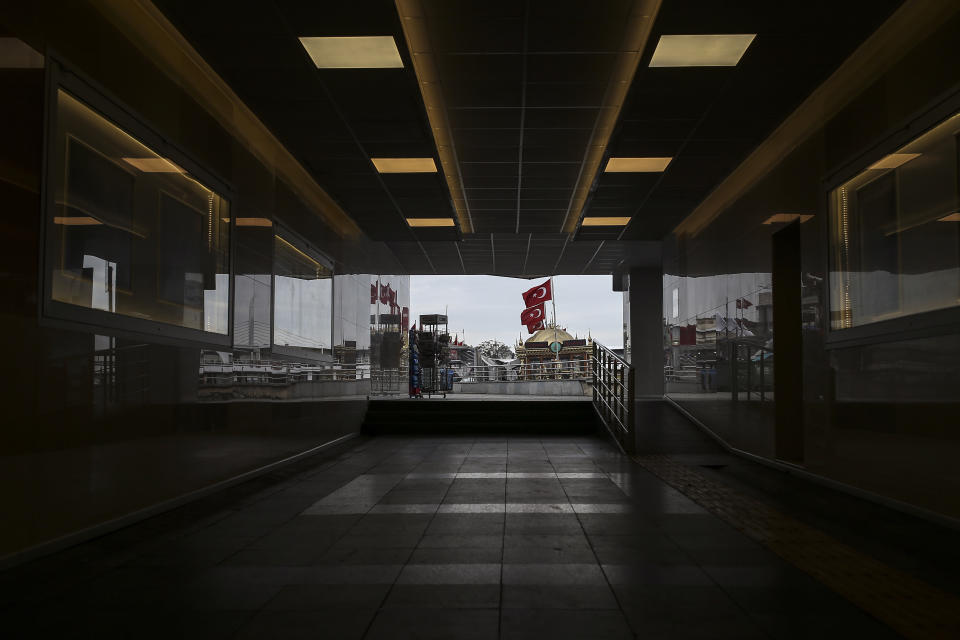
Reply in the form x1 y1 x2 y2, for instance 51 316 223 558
2 434 902 639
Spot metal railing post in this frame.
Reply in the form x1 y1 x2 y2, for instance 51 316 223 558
760 346 766 403
626 365 635 453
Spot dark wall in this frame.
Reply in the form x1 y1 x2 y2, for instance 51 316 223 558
0 4 370 563
662 10 960 520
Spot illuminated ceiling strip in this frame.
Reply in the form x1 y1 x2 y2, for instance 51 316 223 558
395 0 473 233
562 0 663 233
121 156 184 173
868 153 920 170
673 0 960 238
938 213 960 222
89 0 362 238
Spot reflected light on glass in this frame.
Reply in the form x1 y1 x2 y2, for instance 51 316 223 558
298 36 403 69
868 153 921 170
0 37 44 68
406 218 455 227
121 157 184 173
53 216 102 225
581 217 631 226
227 217 273 227
372 157 437 173
649 34 756 67
762 213 814 225
605 157 672 172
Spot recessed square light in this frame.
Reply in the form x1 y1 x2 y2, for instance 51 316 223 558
649 34 756 67
938 213 960 222
121 157 183 173
298 36 403 69
407 218 455 227
762 213 814 225
605 157 672 172
581 217 631 226
868 153 920 170
372 157 437 173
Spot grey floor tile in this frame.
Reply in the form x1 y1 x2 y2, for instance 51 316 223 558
234 609 375 640
264 584 390 610
502 563 607 585
500 608 634 640
502 584 619 609
418 534 503 548
384 584 501 609
396 563 501 584
366 607 500 639
408 547 503 564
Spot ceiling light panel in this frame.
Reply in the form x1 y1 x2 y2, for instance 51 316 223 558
649 34 756 67
582 217 631 226
407 217 455 227
605 157 672 172
372 157 437 173
298 36 403 69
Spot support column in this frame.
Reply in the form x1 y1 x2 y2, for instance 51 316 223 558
621 266 665 452
623 267 664 399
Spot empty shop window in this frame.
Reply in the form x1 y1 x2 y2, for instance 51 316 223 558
45 87 231 338
829 110 960 330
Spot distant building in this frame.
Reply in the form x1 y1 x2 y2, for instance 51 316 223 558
515 324 592 375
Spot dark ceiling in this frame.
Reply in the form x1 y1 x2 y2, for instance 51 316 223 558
153 0 902 276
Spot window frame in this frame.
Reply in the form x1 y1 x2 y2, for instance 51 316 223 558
822 88 960 349
40 55 236 348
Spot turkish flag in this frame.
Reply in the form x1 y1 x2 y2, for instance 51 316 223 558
379 283 390 305
526 320 545 334
521 279 552 307
520 303 546 325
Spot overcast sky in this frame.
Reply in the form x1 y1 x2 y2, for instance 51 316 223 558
410 275 623 351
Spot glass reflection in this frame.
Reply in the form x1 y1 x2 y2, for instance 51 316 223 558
830 111 960 329
272 232 332 354
48 89 230 333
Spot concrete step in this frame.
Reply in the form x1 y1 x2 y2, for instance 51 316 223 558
362 400 599 435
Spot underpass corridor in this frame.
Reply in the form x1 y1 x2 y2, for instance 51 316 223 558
4 403 958 639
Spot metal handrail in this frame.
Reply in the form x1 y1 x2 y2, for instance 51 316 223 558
463 359 591 382
591 342 635 454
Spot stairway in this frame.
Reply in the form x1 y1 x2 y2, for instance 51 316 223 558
362 399 600 436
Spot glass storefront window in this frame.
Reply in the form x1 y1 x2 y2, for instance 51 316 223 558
47 89 231 335
272 230 333 355
829 111 960 329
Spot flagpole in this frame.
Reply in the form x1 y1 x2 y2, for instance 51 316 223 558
552 277 559 361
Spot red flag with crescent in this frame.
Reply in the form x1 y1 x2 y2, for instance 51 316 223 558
521 279 552 307
526 319 545 334
520 303 546 325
